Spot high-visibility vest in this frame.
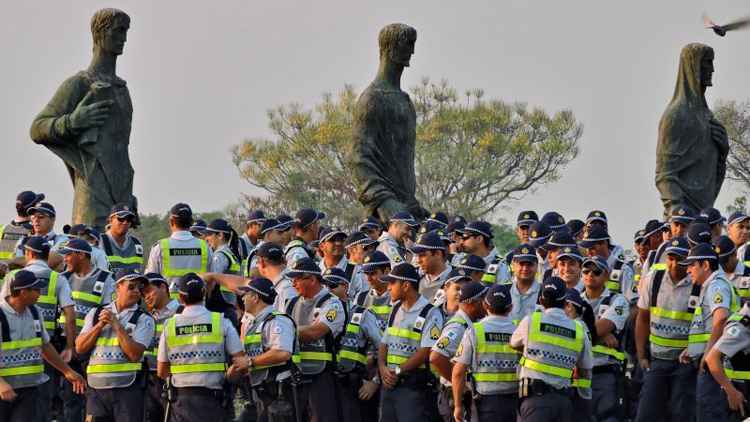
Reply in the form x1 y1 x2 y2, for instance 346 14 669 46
9 269 59 331
648 270 693 354
723 312 750 381
520 311 584 383
591 293 626 363
0 223 30 261
160 238 209 299
86 307 148 389
100 234 143 273
243 310 296 386
217 248 241 304
165 311 226 389
687 279 740 356
286 293 337 376
59 269 110 331
0 304 45 388
354 290 392 332
471 320 519 389
384 301 439 378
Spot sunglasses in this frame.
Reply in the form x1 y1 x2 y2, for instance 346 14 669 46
461 233 479 240
122 282 142 291
116 216 133 224
582 268 603 277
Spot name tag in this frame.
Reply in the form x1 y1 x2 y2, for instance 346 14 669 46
176 323 212 335
33 319 42 333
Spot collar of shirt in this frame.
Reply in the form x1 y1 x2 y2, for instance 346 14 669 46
25 259 51 272
72 267 98 280
423 264 451 282
400 295 429 313
582 287 611 304
170 231 194 241
483 314 513 324
152 299 180 320
543 307 568 318
699 270 728 295
511 278 540 297
319 255 347 271
110 301 139 316
483 248 499 266
181 303 210 317
378 232 400 245
247 305 274 324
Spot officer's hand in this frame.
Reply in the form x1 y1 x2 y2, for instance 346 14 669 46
98 309 113 327
0 380 16 402
602 334 618 349
379 366 398 389
70 92 113 130
64 370 86 395
725 384 746 415
60 347 73 363
358 380 379 400
453 405 464 422
638 357 650 370
678 349 692 365
225 363 247 383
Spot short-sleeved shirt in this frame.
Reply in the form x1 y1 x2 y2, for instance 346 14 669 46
66 268 115 306
483 248 511 284
714 306 750 359
431 309 471 385
687 272 735 358
376 233 406 266
145 231 214 277
0 299 51 387
284 240 310 268
1 260 75 309
242 305 295 355
637 269 692 361
347 304 383 353
419 265 452 304
210 245 236 274
454 314 518 395
272 271 297 313
90 246 110 271
510 307 593 389
509 278 541 324
14 231 68 258
292 287 346 338
582 289 630 366
80 301 155 349
382 295 445 358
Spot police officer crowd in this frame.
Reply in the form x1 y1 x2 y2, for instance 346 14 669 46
1 189 750 421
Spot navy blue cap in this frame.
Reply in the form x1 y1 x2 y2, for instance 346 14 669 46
23 236 50 255
237 276 276 299
445 267 473 284
68 224 88 237
425 212 448 228
541 211 566 231
484 283 512 309
459 281 488 302
361 251 391 273
715 235 737 259
420 220 446 235
389 211 418 227
380 262 419 284
286 257 322 278
170 203 193 219
582 256 609 273
463 221 493 239
567 219 585 238
59 238 92 255
683 243 718 264
345 231 377 249
16 191 44 210
669 206 696 224
410 230 446 254
547 231 577 249
322 267 350 287
565 288 585 310
517 211 539 227
528 221 552 248
176 273 204 295
634 229 646 244
557 245 584 263
541 276 567 302
687 222 712 246
189 219 207 233
358 216 381 232
109 203 135 219
319 227 347 243
144 272 168 286
9 270 43 291
586 210 608 225
446 220 466 235
275 214 293 230
28 202 55 218
578 226 610 249
455 254 487 272
728 211 750 227
294 208 321 229
246 210 266 224
206 219 233 234
317 211 327 221
255 242 285 260
512 244 538 263
664 236 690 257
700 207 725 226
260 218 281 235
85 227 100 239
115 269 148 287
643 219 663 239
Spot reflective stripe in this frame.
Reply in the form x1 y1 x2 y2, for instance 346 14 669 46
338 350 367 364
71 290 103 304
244 334 262 345
298 351 332 361
96 337 121 347
605 281 621 292
166 312 222 347
87 362 142 374
43 320 57 329
651 263 667 271
738 289 750 299
572 378 592 388
386 327 421 341
0 364 44 376
520 356 573 378
386 354 425 367
650 306 693 321
160 239 209 277
1 337 42 351
472 373 518 382
107 256 143 265
36 272 58 305
370 305 391 315
57 315 85 328
649 334 688 348
528 312 584 352
346 324 360 334
170 362 226 374
725 368 750 381
592 345 625 361
687 333 711 344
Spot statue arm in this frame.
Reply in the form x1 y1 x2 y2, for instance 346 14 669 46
30 76 87 144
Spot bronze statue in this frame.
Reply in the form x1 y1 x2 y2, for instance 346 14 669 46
30 8 137 229
655 43 728 216
352 23 428 222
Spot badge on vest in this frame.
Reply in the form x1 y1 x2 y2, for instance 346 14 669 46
414 316 425 331
93 281 104 294
135 244 144 255
610 270 621 281
125 322 136 334
688 295 700 310
487 264 498 274
33 319 42 333
351 313 363 325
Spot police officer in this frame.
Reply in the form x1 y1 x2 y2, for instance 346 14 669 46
237 277 297 422
639 219 665 280
634 236 695 422
580 256 630 421
75 269 155 422
141 272 181 422
647 206 697 274
325 267 382 422
453 254 486 283
430 281 487 422
567 219 586 241
68 224 110 270
247 218 286 273
205 218 243 305
0 191 42 270
451 283 519 422
240 210 266 253
319 228 368 301
346 231 379 267
156 273 246 421
432 268 472 318
716 235 750 304
515 210 539 245
508 244 541 324
355 251 393 332
556 246 584 291
285 208 322 266
146 203 213 299
377 211 418 266
579 225 637 303
585 210 626 258
358 216 383 242
16 202 68 269
705 302 750 420
510 276 593 422
413 230 452 302
542 231 578 282
528 221 552 279
285 257 346 421
700 207 725 242
0 270 86 421
462 221 510 284
378 262 444 422
681 243 738 421
728 211 750 267
100 203 144 274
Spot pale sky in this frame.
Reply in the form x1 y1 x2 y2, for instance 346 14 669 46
2 1 749 244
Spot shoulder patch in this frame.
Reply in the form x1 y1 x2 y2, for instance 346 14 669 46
430 325 441 340
728 325 741 338
714 293 724 304
325 309 337 322
456 343 464 357
436 337 450 349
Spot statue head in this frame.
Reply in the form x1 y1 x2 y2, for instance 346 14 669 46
700 48 714 88
670 43 715 108
378 23 417 67
91 8 130 56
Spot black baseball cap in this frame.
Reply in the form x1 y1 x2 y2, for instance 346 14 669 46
206 219 233 234
541 276 567 303
455 254 487 272
177 272 205 296
425 212 449 228
566 219 585 238
410 230 446 254
23 236 50 255
512 244 538 263
682 243 718 265
189 219 207 233
362 251 391 273
260 218 281 235
345 231 377 249
294 208 321 229
380 263 419 285
463 221 493 239
484 283 512 310
322 267 350 288
144 272 168 287
28 202 56 218
358 216 381 232
664 236 690 258
715 236 737 262
256 242 285 261
237 276 276 300
286 258 322 278
459 281 488 303
319 227 347 243
700 207 724 226
669 206 696 225
528 221 552 248
246 210 266 224
9 270 44 291
516 210 539 228
16 191 44 210
541 211 566 231
389 211 418 228
586 210 608 225
59 238 92 255
170 203 193 219
115 269 148 288
110 203 136 219
578 226 610 249
687 222 712 246
445 268 473 284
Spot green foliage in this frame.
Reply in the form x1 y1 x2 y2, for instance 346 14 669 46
491 222 518 253
233 78 582 229
726 196 747 216
714 100 750 192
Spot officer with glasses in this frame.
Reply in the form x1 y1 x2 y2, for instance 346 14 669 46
100 203 144 274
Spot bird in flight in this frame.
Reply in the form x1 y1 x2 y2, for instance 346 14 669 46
703 13 750 37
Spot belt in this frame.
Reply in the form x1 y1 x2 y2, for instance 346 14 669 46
525 379 571 396
174 386 223 400
593 365 621 375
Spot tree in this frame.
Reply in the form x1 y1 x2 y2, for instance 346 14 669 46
714 100 750 192
232 78 582 229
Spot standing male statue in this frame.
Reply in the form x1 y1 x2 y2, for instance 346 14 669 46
655 43 728 216
30 8 138 229
352 23 428 222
